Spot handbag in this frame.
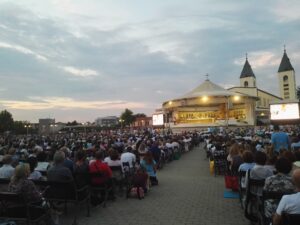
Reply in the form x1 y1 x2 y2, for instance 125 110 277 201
224 174 239 191
129 187 145 199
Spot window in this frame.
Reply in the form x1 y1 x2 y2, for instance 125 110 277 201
244 81 248 87
284 84 289 87
283 75 288 83
284 88 289 91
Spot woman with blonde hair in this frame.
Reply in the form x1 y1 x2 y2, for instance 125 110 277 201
8 163 43 204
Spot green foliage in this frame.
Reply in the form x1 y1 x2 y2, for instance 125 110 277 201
297 86 300 99
66 120 79 126
0 110 14 133
120 108 134 126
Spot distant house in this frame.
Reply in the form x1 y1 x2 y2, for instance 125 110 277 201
131 117 152 128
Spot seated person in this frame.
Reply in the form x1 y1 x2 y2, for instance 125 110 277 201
249 151 273 196
60 146 74 173
104 149 122 167
27 156 42 180
74 150 89 188
89 151 112 185
238 151 255 188
121 146 136 171
47 151 73 182
263 157 295 219
8 163 43 204
273 169 300 225
0 155 15 179
140 151 158 186
132 166 149 193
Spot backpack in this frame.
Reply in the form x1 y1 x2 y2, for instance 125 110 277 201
129 187 145 199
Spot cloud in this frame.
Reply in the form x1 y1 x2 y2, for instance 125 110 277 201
62 66 99 77
0 97 146 110
234 51 281 69
0 41 48 61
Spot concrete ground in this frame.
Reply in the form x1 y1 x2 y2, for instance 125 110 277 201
61 145 248 225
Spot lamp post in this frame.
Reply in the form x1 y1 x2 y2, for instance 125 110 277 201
82 123 87 136
119 119 124 129
24 124 31 136
50 124 57 135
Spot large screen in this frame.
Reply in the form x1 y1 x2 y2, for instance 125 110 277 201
270 103 300 120
152 114 164 126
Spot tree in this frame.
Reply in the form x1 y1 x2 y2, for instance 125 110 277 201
13 121 27 134
133 113 147 119
0 110 14 133
120 108 134 126
297 86 300 99
66 120 79 126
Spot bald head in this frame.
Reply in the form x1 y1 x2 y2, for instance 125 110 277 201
292 169 300 190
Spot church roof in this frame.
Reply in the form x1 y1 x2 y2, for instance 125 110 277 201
240 58 255 78
180 79 241 99
278 50 294 72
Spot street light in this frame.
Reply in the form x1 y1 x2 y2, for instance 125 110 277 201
82 123 87 135
119 119 124 129
50 124 58 135
24 124 31 136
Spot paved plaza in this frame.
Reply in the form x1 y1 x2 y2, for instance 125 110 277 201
62 145 248 225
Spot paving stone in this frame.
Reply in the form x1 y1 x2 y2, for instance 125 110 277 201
60 144 248 225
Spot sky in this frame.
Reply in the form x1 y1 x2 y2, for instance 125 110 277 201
0 0 299 123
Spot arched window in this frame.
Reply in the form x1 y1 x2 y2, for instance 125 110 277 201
283 75 288 83
244 81 248 87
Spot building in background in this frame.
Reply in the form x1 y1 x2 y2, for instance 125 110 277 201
38 118 55 134
95 116 119 127
131 116 152 128
162 49 297 129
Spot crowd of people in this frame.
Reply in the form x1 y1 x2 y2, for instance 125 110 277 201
204 125 300 225
0 128 200 224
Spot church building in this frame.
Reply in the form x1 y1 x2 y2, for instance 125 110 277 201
161 49 297 128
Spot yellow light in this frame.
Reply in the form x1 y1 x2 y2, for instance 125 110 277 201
168 101 173 105
260 113 265 116
202 96 208 102
233 96 240 101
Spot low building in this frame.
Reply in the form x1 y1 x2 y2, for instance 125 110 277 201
95 116 119 127
38 118 55 134
131 117 152 128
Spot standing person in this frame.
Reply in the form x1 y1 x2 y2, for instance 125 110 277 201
271 125 289 154
273 169 300 225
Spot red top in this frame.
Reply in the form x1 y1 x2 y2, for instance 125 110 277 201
89 160 112 185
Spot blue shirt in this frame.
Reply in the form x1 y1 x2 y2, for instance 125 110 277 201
140 160 156 177
238 162 255 172
271 131 289 152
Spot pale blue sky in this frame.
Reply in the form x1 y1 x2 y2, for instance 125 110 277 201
0 0 299 122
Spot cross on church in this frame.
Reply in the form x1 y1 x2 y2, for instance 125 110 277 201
205 74 209 80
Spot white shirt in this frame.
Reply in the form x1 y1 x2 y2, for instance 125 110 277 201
120 152 136 168
276 192 300 215
104 157 122 167
0 164 15 178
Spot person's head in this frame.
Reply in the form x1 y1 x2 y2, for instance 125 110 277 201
12 163 30 182
144 151 153 164
242 151 254 163
229 143 241 156
273 125 280 131
283 151 296 163
95 151 104 160
2 154 12 165
27 156 38 173
254 151 267 165
109 149 119 161
53 150 65 165
76 150 86 162
292 169 300 190
275 157 292 174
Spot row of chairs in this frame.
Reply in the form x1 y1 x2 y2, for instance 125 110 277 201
238 170 300 225
0 163 134 225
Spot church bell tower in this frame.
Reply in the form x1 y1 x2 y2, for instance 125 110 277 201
240 55 256 88
278 48 296 100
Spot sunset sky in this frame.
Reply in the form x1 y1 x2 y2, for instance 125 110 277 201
0 0 299 122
